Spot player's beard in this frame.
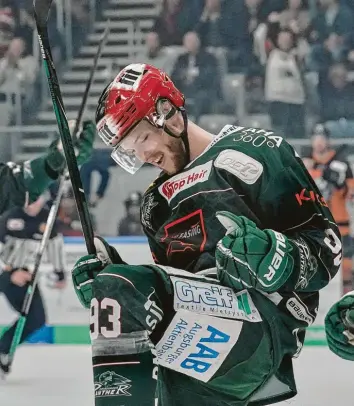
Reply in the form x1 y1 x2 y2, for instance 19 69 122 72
165 136 188 175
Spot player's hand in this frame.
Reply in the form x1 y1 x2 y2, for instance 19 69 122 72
10 269 32 287
325 291 354 360
215 211 294 293
46 120 96 173
71 236 125 308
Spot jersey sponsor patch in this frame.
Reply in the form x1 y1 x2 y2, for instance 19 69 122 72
214 150 263 185
159 210 207 261
7 219 25 231
158 161 213 203
156 310 242 382
171 277 262 322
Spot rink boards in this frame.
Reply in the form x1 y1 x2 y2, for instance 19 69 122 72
0 237 342 346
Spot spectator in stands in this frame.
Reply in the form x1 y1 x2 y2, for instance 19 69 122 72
71 0 90 56
153 0 203 46
0 7 15 58
224 0 286 72
344 31 354 70
117 191 144 236
277 0 310 34
0 37 37 91
308 32 347 72
195 0 228 48
319 62 354 122
265 28 306 138
309 0 353 44
171 31 221 123
80 149 115 208
264 0 311 65
135 32 175 75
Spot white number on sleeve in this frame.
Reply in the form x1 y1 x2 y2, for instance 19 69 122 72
90 298 121 340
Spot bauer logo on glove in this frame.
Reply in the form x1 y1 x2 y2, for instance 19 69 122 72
215 211 294 293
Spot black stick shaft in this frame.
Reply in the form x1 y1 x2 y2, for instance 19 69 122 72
34 0 95 253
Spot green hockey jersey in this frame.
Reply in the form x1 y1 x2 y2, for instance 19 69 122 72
141 125 341 404
0 156 59 215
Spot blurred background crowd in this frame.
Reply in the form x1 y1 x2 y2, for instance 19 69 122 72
0 0 353 287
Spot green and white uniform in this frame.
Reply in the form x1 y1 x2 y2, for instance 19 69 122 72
0 120 95 214
76 126 341 406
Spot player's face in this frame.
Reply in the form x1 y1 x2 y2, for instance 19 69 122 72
312 134 328 154
116 119 186 175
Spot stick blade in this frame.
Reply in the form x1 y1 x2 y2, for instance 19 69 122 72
33 0 54 27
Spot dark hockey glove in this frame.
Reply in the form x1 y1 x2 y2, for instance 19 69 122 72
215 211 295 293
325 291 354 361
72 236 125 308
46 120 95 174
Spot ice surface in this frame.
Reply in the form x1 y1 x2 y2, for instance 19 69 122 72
0 345 352 406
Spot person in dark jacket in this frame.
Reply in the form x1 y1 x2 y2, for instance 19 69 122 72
0 195 67 377
171 31 221 122
117 191 144 236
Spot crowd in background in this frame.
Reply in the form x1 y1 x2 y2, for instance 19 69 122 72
136 0 354 138
0 0 91 125
0 0 353 246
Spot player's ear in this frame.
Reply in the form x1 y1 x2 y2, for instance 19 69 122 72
164 108 184 135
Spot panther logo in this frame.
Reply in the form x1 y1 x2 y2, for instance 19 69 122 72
98 371 131 387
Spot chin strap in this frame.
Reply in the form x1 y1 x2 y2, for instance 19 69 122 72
162 107 190 166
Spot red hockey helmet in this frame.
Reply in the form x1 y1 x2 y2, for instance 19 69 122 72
96 63 185 146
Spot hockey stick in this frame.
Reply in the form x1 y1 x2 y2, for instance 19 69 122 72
7 18 109 364
33 0 95 254
8 179 66 360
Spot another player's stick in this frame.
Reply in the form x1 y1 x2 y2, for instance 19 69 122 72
8 179 66 361
33 0 95 254
7 17 109 365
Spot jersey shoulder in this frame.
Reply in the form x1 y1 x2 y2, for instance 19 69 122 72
197 125 300 173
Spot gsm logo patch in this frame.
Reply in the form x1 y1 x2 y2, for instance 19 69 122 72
159 161 213 202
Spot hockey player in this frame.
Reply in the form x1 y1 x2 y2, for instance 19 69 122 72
0 194 67 377
71 64 341 406
0 120 95 216
303 124 354 293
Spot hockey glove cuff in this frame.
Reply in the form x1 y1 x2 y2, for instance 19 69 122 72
72 237 126 308
215 211 294 293
325 291 354 361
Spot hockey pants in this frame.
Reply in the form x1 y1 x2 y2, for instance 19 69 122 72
0 282 46 353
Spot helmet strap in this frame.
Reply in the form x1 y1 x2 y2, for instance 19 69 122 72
163 107 190 164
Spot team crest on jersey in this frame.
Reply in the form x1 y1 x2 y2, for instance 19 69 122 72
158 161 213 203
141 193 158 231
160 210 207 263
94 371 132 397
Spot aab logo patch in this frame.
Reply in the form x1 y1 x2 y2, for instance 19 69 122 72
214 150 263 185
160 210 207 264
94 371 132 397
